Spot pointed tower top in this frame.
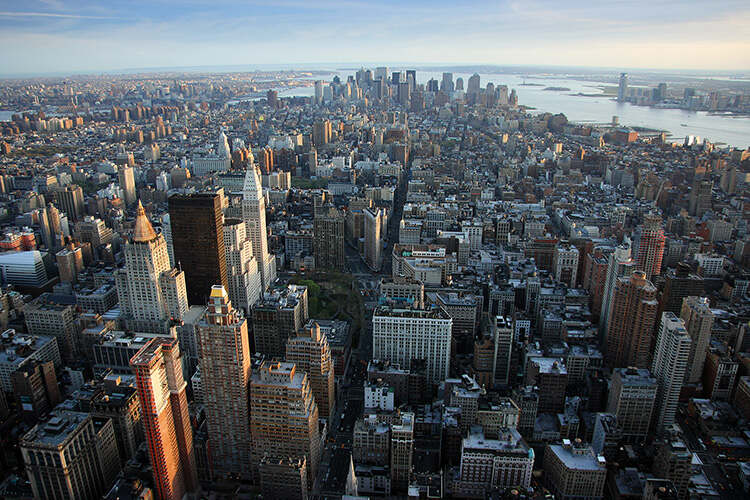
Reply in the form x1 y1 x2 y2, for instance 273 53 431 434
133 200 158 243
242 165 262 201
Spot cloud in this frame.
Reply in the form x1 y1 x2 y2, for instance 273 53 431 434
0 11 121 19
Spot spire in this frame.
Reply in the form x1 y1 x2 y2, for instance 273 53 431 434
242 165 262 201
133 200 158 242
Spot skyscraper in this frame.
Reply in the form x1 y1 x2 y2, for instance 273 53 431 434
364 206 384 272
605 271 659 369
390 412 415 492
312 119 332 147
314 80 323 104
50 185 84 222
197 285 252 479
130 337 197 500
115 201 189 334
20 410 120 500
618 73 629 102
286 322 335 420
372 305 452 383
118 165 136 206
223 218 262 313
680 296 713 384
635 213 666 280
658 262 703 317
493 316 513 386
313 206 346 271
652 312 691 431
250 361 321 487
600 243 635 337
242 165 276 290
467 73 480 94
440 72 454 92
168 192 228 305
252 284 309 358
607 368 657 443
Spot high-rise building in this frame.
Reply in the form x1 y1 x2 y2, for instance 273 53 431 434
607 368 657 442
364 207 385 272
680 296 713 384
74 216 113 249
618 73 629 102
168 192 228 305
652 312 691 431
20 410 120 500
688 179 712 217
115 201 189 334
12 359 61 420
252 284 309 358
314 80 323 104
24 294 79 364
160 213 175 267
313 206 346 271
223 218 262 313
118 166 136 206
312 119 332 146
554 244 580 287
88 379 143 466
544 440 606 500
250 361 321 487
454 427 533 497
440 72 454 92
635 213 666 280
467 73 480 94
600 243 635 337
527 358 568 414
605 271 658 369
652 439 691 498
286 322 335 420
242 166 276 290
130 337 197 500
50 185 84 222
372 305 452 383
390 412 414 492
493 316 513 386
197 285 252 479
658 262 703 317
259 456 308 500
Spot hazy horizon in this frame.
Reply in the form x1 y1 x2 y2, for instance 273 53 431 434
1 0 749 76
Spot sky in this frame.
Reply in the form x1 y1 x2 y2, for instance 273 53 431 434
0 0 749 76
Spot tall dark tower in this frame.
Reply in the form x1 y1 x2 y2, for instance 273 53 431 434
168 192 228 305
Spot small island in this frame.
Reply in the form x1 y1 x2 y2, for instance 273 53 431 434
543 86 571 91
